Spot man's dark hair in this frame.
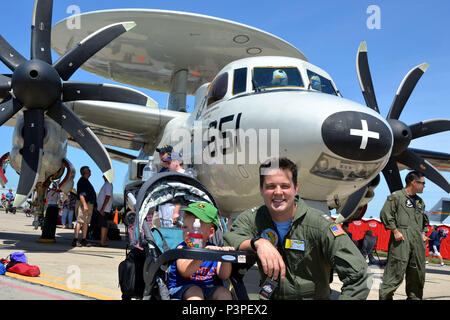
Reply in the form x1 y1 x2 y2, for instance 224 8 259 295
259 157 298 188
405 171 424 186
80 166 90 176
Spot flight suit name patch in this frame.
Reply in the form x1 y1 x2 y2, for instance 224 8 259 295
285 239 305 251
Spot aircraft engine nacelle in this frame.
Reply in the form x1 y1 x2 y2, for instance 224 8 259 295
10 115 69 185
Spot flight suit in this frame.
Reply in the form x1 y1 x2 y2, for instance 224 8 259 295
223 199 370 300
379 189 429 300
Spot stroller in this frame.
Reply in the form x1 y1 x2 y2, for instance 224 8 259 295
119 171 256 300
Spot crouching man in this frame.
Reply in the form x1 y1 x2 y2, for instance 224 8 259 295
224 157 371 300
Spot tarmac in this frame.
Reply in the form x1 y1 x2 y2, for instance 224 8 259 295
0 211 449 300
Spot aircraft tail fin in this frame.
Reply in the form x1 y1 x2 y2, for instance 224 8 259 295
427 197 450 225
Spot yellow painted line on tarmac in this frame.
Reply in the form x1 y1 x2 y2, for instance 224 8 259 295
39 273 122 295
5 272 120 300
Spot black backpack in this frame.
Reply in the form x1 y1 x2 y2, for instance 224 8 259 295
118 247 147 300
118 227 170 300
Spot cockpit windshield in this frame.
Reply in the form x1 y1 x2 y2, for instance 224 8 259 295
307 70 337 95
253 67 303 90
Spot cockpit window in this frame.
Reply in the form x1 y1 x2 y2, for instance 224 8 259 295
233 68 247 95
252 67 303 90
307 70 337 95
207 72 228 106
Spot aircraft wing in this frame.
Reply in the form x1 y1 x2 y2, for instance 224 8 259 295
67 140 137 164
397 148 450 173
65 100 190 155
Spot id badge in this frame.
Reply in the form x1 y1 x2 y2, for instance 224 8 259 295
259 277 278 300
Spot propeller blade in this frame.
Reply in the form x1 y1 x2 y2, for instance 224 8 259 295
62 82 154 106
409 119 450 140
53 21 136 81
335 184 369 224
46 101 114 182
387 63 429 120
0 96 23 126
382 157 403 193
397 149 450 193
356 41 380 113
0 36 27 71
31 0 53 64
0 74 12 99
13 109 44 207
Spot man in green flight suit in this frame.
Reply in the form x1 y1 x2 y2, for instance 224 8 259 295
379 171 429 300
223 157 370 300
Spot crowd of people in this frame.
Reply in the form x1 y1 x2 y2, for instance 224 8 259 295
2 165 115 248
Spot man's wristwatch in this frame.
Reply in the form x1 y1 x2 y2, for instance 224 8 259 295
250 236 262 251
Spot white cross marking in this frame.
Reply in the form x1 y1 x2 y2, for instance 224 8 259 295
350 119 379 149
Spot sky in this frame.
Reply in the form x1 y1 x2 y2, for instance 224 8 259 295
0 0 448 219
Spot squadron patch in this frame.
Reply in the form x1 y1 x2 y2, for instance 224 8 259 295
261 228 279 247
405 199 414 208
416 200 423 209
330 224 346 237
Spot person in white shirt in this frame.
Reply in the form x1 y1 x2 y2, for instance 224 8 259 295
46 182 61 209
158 152 186 227
97 175 113 247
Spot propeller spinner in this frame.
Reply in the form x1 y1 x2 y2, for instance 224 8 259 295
0 0 145 207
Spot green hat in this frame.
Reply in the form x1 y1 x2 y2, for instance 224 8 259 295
182 202 220 228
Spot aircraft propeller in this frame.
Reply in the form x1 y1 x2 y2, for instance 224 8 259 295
337 41 450 223
0 0 148 207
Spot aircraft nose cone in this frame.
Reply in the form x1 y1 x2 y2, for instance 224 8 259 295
321 111 392 161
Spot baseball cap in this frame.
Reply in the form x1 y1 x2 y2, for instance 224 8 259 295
156 144 173 154
163 152 183 162
182 202 220 229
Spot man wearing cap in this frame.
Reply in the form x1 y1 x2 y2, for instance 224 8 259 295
156 145 173 173
158 152 188 226
224 157 370 300
163 152 185 174
167 202 234 300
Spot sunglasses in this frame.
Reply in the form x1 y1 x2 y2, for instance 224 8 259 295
415 180 425 185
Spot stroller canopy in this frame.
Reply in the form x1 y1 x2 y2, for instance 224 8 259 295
131 172 224 247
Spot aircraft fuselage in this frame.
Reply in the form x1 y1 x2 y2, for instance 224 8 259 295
151 56 393 217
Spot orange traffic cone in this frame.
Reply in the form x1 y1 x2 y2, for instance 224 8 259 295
113 209 119 225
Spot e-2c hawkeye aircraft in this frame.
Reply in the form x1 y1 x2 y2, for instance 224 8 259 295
0 1 449 224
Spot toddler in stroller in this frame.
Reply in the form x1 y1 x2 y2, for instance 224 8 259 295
118 172 255 300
